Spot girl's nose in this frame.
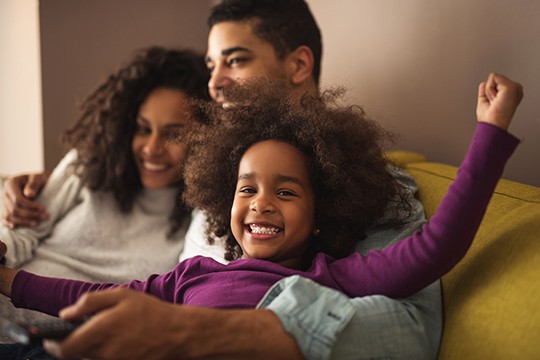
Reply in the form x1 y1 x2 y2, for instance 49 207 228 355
250 194 276 214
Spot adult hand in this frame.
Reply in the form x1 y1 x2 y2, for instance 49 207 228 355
2 173 49 228
477 73 524 131
44 288 304 360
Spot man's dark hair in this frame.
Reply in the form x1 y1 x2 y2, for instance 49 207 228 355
208 0 323 84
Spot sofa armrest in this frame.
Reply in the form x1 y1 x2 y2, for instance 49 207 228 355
403 160 540 359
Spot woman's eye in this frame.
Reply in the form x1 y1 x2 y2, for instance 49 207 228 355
136 124 151 134
164 130 183 141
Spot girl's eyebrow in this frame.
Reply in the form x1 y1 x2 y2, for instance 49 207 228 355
238 172 304 187
238 172 255 181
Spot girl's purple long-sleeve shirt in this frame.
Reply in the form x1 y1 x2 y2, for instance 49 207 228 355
10 123 519 314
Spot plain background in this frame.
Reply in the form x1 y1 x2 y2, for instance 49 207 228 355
1 0 539 186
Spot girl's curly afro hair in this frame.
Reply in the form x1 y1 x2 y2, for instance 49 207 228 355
183 80 412 261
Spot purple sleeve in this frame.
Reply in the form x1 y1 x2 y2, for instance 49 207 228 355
10 261 189 316
328 122 519 298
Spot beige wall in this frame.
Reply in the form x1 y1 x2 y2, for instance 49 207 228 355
40 0 211 171
0 0 43 175
308 0 539 186
4 0 539 186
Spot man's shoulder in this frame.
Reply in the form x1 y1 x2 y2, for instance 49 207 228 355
355 165 426 254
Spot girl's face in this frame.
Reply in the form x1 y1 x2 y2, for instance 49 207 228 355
231 140 316 269
132 87 189 189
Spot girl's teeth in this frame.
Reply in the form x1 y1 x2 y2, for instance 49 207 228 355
250 224 279 234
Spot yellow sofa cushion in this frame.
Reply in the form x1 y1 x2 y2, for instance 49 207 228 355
401 159 540 359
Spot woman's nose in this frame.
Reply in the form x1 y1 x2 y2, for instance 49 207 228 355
143 134 165 155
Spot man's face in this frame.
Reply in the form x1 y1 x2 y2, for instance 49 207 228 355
206 21 289 103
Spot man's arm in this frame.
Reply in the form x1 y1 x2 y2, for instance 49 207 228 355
0 151 84 267
46 288 304 360
259 276 441 360
2 173 50 228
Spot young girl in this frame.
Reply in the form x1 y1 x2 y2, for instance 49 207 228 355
0 47 209 328
0 74 522 313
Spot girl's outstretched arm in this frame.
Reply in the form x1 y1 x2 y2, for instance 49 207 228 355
328 73 523 298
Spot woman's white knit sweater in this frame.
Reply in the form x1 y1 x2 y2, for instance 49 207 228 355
0 150 189 332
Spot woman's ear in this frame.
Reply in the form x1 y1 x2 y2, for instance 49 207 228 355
286 45 315 86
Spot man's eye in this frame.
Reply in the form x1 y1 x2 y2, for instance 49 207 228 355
228 57 246 66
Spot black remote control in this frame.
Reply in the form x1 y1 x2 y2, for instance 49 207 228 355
1 317 86 345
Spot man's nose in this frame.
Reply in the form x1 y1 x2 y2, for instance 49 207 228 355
208 64 233 100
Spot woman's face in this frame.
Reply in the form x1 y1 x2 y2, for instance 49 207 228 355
132 87 189 189
230 140 316 269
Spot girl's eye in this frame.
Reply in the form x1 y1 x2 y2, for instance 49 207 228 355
239 187 256 194
277 190 296 197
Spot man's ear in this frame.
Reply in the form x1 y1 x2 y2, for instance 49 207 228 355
286 45 315 85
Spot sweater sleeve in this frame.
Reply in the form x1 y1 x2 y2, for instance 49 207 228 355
0 150 83 267
10 260 191 316
327 122 520 298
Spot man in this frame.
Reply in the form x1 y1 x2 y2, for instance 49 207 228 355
2 1 441 359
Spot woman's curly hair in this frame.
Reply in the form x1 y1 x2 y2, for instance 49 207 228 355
183 81 413 261
62 46 210 237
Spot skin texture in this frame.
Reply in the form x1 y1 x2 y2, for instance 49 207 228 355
232 140 316 269
206 21 289 103
132 88 189 189
206 21 316 104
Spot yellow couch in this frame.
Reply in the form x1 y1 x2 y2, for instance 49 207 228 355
389 151 540 360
